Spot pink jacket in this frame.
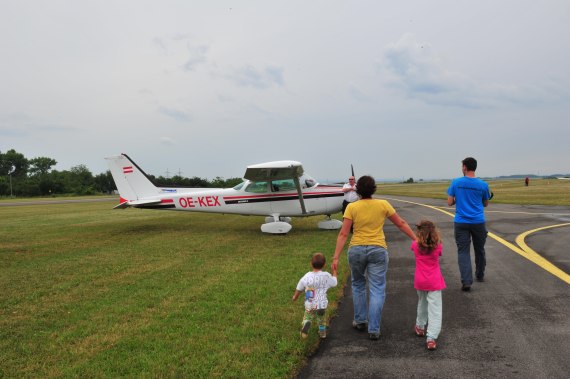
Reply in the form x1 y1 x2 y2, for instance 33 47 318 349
411 241 446 291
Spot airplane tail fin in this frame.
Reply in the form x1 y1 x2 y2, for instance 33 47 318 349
105 154 161 204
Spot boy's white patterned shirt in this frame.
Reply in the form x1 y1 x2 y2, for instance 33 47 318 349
296 271 337 310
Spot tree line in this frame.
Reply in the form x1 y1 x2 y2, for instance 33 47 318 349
0 149 243 198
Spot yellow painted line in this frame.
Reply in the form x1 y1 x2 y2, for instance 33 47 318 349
515 224 570 284
382 197 570 285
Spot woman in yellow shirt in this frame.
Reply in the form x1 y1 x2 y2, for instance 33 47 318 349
332 175 416 340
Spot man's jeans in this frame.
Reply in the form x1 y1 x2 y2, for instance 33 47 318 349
348 245 389 334
454 222 487 285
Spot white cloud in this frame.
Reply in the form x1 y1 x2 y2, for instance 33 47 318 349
157 107 192 122
226 65 285 89
380 33 564 109
160 137 176 146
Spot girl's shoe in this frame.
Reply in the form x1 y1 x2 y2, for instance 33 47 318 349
426 339 437 350
414 325 426 337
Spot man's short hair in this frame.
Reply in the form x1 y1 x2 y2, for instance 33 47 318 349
311 253 326 269
462 157 477 171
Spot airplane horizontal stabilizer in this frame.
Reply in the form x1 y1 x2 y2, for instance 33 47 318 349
113 198 162 209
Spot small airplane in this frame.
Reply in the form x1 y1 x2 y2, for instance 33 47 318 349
105 154 345 234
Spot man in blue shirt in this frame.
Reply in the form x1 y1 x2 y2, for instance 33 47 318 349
447 157 491 291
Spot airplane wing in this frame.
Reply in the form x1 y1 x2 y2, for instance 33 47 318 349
244 161 307 214
243 160 304 181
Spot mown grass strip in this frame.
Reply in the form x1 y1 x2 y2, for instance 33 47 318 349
1 202 345 378
377 178 570 206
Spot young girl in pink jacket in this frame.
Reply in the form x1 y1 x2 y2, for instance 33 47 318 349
411 220 446 350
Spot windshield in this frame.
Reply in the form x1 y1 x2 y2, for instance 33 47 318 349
301 174 317 188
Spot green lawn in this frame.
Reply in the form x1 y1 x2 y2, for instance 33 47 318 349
2 179 568 377
376 178 570 206
0 202 346 378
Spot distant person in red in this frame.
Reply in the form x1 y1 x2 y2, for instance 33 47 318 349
525 177 529 186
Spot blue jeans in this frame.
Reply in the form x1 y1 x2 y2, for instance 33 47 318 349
454 222 487 285
348 245 389 334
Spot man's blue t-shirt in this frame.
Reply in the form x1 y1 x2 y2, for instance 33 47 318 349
447 176 490 224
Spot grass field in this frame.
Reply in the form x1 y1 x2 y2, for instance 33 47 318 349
2 178 568 377
377 178 570 206
0 202 346 378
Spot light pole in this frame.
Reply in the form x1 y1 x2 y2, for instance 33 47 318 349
6 162 15 198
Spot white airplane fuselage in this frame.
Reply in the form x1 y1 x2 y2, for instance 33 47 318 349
106 154 344 233
148 183 343 217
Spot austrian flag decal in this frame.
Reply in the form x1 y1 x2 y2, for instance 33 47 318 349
123 166 133 174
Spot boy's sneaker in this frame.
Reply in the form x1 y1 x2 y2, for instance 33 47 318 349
414 325 426 337
318 325 327 339
369 332 380 340
352 320 367 331
300 320 311 339
426 339 437 350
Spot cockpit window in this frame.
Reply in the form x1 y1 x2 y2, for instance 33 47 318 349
305 178 316 188
270 179 296 192
302 174 317 188
245 181 269 193
232 182 245 190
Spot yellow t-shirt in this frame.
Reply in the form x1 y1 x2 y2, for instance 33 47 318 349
344 199 396 248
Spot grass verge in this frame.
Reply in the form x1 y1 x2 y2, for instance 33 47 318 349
0 202 346 378
376 178 570 206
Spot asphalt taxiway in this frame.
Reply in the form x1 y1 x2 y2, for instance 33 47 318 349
298 196 570 379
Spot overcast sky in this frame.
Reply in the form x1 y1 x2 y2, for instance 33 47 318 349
1 1 569 182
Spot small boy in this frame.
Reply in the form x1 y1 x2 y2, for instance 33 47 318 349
292 253 338 339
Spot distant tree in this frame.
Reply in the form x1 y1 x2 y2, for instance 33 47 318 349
210 176 226 188
66 165 95 195
187 176 210 187
93 170 116 193
404 177 414 183
28 157 57 176
0 149 28 177
224 177 244 188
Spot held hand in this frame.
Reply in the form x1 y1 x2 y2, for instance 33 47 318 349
331 259 339 273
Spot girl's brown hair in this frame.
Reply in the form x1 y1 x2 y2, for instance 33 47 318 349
415 220 441 254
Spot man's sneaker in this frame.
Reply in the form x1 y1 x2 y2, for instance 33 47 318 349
352 321 367 331
476 276 485 282
426 339 437 350
369 332 380 340
461 284 471 291
318 325 327 339
300 320 311 339
414 325 426 337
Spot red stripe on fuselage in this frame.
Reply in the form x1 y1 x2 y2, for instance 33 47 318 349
223 190 342 201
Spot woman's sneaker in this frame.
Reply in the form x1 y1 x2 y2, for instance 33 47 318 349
352 320 367 331
414 325 426 337
426 339 437 350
